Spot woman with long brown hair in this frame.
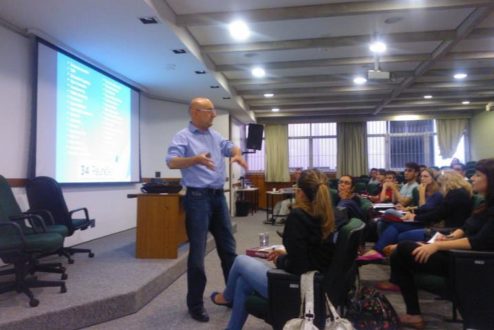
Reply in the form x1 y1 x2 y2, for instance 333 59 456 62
210 169 340 330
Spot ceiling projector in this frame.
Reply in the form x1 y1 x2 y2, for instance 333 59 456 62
367 70 390 80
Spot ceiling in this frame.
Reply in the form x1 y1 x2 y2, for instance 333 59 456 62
1 0 494 124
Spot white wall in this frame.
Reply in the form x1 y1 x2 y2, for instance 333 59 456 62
470 111 494 161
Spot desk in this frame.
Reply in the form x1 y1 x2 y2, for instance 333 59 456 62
266 188 295 225
128 193 188 259
236 187 259 215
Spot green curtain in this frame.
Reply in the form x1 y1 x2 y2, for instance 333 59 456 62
436 119 467 159
337 122 368 177
265 124 290 182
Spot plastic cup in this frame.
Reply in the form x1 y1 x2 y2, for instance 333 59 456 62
259 232 269 247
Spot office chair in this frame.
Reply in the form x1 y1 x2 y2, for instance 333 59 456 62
449 249 494 329
26 176 95 263
0 216 67 307
245 217 366 330
0 175 67 279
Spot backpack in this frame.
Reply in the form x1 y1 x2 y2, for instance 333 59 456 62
346 286 399 330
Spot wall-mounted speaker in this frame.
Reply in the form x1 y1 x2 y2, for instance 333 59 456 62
246 124 263 150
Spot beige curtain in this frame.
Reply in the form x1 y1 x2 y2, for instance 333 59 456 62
436 119 467 159
337 122 368 177
265 124 290 182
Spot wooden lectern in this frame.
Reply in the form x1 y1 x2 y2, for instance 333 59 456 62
129 193 188 259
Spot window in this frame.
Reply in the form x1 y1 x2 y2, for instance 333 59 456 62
367 120 466 170
246 122 337 172
246 140 265 172
289 122 337 170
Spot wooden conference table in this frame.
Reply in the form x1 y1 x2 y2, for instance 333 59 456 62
128 193 188 259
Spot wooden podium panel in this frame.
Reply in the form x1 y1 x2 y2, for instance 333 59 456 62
134 194 187 259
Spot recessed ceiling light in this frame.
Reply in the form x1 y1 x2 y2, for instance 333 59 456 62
353 76 367 85
454 73 468 80
139 17 159 24
424 95 433 99
369 41 387 54
462 100 470 105
229 20 250 41
264 93 274 98
251 67 266 78
384 16 403 24
271 108 280 112
172 49 186 54
194 70 206 75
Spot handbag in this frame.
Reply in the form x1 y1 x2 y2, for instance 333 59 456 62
283 271 354 330
346 280 399 330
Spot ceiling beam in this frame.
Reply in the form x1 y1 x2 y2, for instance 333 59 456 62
216 51 494 72
175 0 493 26
202 30 456 53
372 5 494 115
217 54 428 72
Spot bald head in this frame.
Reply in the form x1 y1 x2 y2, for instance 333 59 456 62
189 97 216 130
190 97 212 111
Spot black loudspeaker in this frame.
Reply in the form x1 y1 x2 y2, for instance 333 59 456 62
246 124 263 150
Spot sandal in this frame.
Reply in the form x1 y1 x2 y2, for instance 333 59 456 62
210 291 232 308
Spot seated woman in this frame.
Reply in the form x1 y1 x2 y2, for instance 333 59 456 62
210 169 340 330
389 158 494 328
336 175 365 221
358 169 470 262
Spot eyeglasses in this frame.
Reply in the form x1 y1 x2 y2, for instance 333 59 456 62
195 108 216 114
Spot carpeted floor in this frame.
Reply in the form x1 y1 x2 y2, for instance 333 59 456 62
0 210 463 330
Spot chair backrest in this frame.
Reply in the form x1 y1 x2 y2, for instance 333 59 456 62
26 176 74 234
450 250 494 329
323 217 366 306
0 175 23 221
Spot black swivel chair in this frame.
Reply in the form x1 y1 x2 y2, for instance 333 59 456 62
0 216 67 307
26 176 95 263
246 217 366 329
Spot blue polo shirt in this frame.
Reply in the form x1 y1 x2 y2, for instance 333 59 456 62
166 122 233 189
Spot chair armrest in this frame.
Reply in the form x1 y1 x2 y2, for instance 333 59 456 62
267 268 299 281
9 213 48 233
27 209 55 225
0 222 27 244
450 249 494 257
69 207 90 220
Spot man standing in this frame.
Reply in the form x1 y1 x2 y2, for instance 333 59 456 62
166 97 248 322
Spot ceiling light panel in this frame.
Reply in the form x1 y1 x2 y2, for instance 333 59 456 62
229 20 250 41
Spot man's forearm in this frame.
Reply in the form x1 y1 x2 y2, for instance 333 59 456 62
167 156 198 169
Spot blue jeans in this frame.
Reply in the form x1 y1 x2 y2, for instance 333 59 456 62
398 228 426 242
184 188 237 312
223 255 270 330
374 221 424 252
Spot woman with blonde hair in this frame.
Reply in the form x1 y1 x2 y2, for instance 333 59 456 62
210 169 342 330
